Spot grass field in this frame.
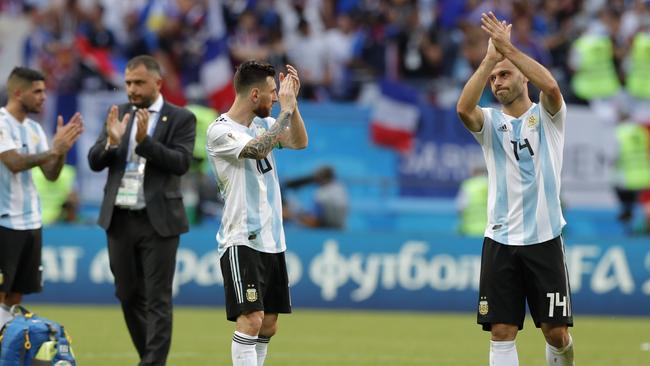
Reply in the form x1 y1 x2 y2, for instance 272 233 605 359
25 305 650 365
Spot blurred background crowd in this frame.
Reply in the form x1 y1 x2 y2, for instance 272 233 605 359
1 0 650 105
1 0 649 235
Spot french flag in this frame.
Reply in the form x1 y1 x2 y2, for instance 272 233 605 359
370 79 420 152
201 0 235 112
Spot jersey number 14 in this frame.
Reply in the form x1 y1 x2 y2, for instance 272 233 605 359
510 138 535 161
546 292 570 317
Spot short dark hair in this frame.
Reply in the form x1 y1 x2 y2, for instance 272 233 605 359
126 55 161 76
7 67 45 94
233 60 275 94
8 67 45 84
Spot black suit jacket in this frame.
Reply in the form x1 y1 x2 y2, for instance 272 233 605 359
88 102 197 237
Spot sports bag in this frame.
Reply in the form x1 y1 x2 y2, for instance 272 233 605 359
0 306 75 366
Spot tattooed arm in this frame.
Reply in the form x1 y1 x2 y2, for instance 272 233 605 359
239 68 299 159
239 110 293 159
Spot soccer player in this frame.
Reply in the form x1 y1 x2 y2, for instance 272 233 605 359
0 67 83 328
206 61 307 366
456 13 575 366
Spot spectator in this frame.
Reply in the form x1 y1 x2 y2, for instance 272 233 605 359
613 111 650 233
456 166 488 237
284 166 349 229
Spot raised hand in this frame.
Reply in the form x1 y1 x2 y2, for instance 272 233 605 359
278 69 297 114
52 112 84 155
106 105 130 145
481 12 512 55
135 108 150 143
486 37 505 63
285 64 301 95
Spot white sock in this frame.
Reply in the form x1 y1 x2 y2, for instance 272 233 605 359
256 335 270 366
546 334 575 366
232 331 257 366
490 340 519 366
0 304 13 329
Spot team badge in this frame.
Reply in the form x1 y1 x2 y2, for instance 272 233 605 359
30 131 40 146
479 300 489 315
527 115 537 128
256 126 267 135
246 287 258 302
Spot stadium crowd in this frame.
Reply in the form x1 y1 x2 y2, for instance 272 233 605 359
0 0 648 109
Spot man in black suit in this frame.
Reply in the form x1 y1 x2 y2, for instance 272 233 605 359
87 55 196 366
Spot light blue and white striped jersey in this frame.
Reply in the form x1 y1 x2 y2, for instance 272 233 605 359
0 107 49 230
471 101 567 245
206 114 285 258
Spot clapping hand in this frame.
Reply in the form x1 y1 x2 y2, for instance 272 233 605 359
106 105 130 146
481 12 512 59
278 66 298 114
135 108 150 143
52 112 84 155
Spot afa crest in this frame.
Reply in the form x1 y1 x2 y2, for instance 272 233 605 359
479 300 489 315
246 288 258 302
527 115 537 128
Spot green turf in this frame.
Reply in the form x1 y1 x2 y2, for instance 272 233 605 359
23 305 650 365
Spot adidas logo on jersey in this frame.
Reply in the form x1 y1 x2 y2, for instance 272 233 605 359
498 124 509 132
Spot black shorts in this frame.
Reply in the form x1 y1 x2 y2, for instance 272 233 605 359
220 245 292 322
477 236 573 331
0 226 43 294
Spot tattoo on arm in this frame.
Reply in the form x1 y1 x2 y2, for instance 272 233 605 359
1 150 57 173
239 110 293 160
40 153 65 179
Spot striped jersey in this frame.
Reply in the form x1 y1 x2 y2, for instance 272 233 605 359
206 114 285 258
0 107 49 230
471 101 567 245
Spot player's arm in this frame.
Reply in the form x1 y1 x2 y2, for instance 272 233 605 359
0 114 82 180
456 57 497 132
277 65 308 150
481 12 563 115
240 69 299 159
0 149 60 175
277 105 308 150
239 109 293 159
40 113 83 180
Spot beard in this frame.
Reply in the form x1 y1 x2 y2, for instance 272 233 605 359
493 88 521 106
128 95 153 109
253 105 271 118
21 100 41 114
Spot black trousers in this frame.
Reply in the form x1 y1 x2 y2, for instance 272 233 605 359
107 208 179 366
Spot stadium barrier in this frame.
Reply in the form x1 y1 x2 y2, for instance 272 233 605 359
31 226 650 316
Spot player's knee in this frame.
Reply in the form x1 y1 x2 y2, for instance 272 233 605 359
261 321 278 337
541 324 569 348
490 324 518 341
237 311 264 334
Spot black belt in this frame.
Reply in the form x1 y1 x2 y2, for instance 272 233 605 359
116 207 147 216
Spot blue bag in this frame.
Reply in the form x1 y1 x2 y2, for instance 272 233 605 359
0 306 76 366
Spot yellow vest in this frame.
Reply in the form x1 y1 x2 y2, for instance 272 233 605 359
186 104 218 173
625 32 650 99
571 35 621 100
32 164 76 225
459 175 488 237
616 123 650 190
